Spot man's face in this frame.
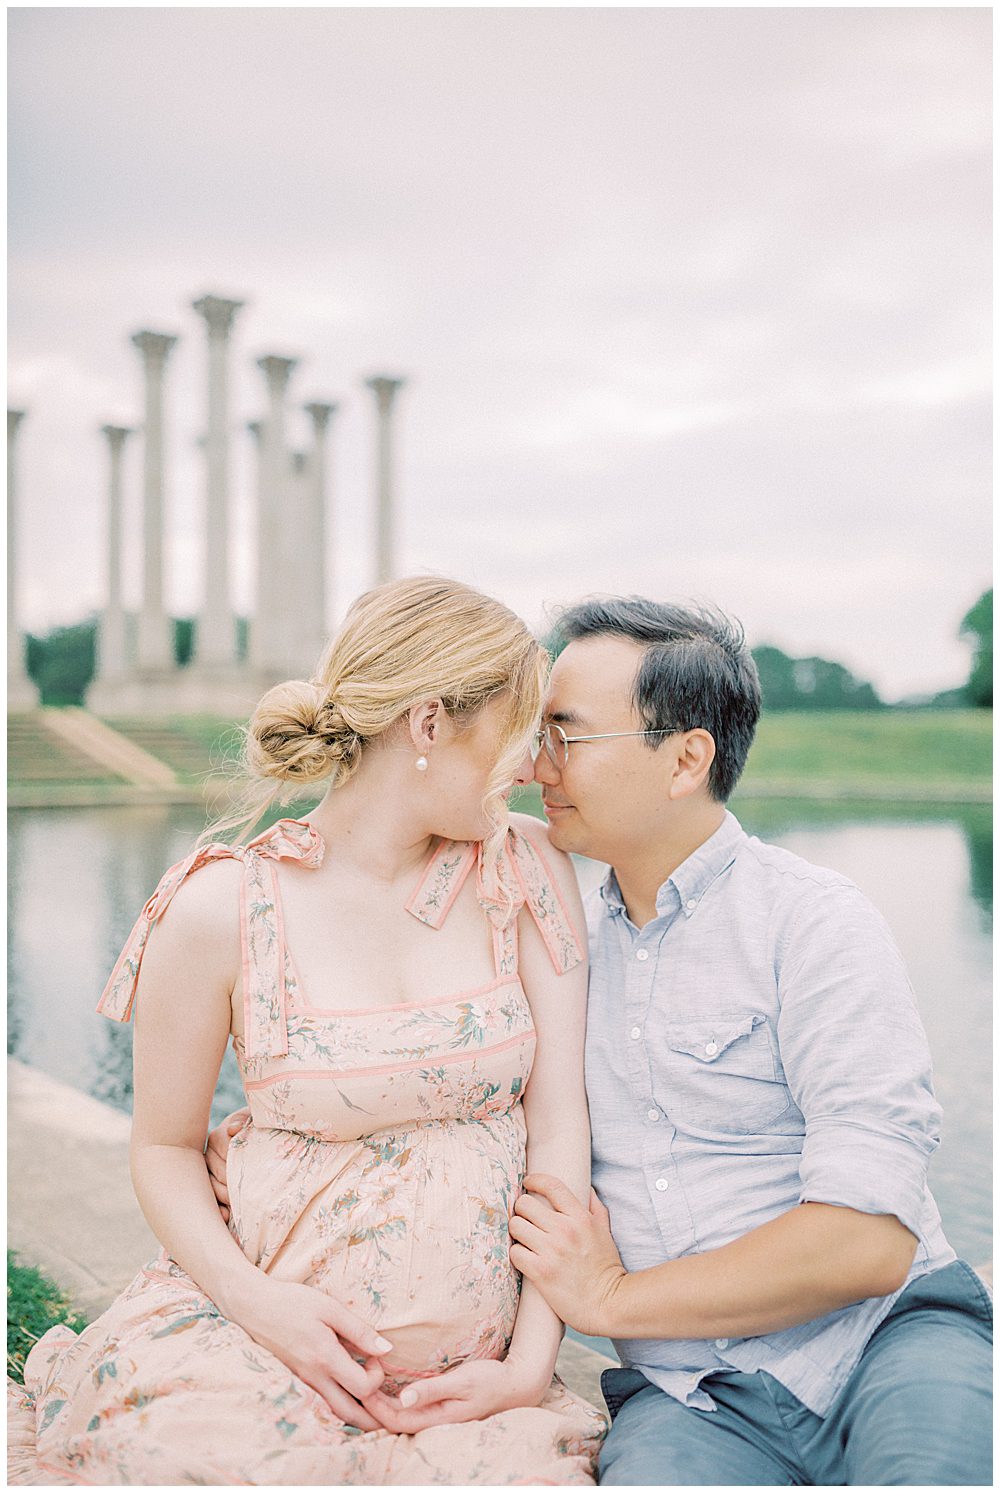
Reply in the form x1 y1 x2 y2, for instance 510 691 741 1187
534 635 680 862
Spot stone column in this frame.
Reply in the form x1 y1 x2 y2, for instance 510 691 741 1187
97 425 134 681
303 402 338 659
252 357 298 675
365 377 406 584
7 409 37 708
191 295 244 668
131 331 178 672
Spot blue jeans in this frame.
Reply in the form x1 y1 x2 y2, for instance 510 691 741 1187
599 1260 993 1485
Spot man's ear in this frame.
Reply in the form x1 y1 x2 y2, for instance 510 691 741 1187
666 729 716 800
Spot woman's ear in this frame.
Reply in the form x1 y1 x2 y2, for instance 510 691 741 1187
667 729 717 800
408 699 443 752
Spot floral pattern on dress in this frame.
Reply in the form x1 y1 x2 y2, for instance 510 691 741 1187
9 818 606 1486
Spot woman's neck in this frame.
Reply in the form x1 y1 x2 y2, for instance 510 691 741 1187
304 758 435 885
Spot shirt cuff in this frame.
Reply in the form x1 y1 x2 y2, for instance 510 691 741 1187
798 1122 931 1238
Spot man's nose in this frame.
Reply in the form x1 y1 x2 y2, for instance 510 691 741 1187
532 746 558 786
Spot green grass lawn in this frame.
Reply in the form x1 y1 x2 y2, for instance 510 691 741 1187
741 710 991 789
9 708 992 804
7 1252 86 1383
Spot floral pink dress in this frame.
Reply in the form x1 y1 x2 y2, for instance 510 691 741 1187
7 818 607 1486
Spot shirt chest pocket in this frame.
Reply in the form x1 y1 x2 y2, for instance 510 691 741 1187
656 1011 792 1135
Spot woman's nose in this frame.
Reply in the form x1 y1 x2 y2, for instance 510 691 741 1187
513 747 535 786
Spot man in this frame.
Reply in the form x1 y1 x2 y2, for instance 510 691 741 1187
506 597 991 1485
208 597 992 1484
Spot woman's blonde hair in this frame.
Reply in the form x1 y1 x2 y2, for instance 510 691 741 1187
204 576 549 871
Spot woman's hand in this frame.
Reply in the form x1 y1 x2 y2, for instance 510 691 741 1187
205 1107 250 1220
239 1277 393 1431
359 1355 550 1434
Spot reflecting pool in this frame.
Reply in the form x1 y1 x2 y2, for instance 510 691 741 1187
7 801 991 1264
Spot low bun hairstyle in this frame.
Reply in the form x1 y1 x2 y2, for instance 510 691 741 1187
245 680 363 784
203 576 549 868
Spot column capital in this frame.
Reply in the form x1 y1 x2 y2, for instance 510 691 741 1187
365 375 406 413
100 423 135 447
132 330 178 366
304 401 340 431
192 294 245 337
8 409 26 439
256 355 298 395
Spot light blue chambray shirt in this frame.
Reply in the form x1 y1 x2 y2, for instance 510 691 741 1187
584 810 956 1418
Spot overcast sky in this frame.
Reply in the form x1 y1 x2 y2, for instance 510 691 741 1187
8 7 991 700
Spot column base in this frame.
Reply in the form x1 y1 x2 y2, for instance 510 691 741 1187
7 671 40 711
86 668 256 719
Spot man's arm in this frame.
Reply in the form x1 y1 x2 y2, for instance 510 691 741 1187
511 1184 916 1339
513 879 934 1339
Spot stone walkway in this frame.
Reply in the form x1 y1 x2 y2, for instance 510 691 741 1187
7 1059 614 1407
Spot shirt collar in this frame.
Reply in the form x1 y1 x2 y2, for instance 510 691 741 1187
599 810 746 921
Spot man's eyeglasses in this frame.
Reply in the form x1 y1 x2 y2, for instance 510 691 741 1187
533 721 678 771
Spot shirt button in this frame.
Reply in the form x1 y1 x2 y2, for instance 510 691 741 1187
715 1338 729 1349
704 1041 719 1056
686 899 697 911
647 1108 659 1121
655 1177 669 1191
635 949 649 961
630 1026 642 1040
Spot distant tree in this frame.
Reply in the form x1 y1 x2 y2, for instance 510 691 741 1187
25 620 97 706
960 590 992 707
173 618 195 668
752 645 881 711
26 615 196 705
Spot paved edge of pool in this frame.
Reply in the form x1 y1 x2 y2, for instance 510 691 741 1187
6 1058 617 1410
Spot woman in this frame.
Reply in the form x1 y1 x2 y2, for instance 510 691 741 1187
8 577 607 1485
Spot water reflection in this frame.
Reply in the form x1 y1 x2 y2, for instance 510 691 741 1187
6 802 993 1260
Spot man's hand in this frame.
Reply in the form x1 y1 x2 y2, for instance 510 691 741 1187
509 1174 628 1338
205 1107 249 1220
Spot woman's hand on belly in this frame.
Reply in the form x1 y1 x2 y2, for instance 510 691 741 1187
238 1276 395 1431
360 1356 550 1433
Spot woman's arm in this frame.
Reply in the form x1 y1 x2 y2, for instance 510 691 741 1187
501 817 591 1391
363 815 590 1431
128 861 391 1428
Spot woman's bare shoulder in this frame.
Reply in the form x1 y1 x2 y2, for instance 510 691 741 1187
152 855 244 944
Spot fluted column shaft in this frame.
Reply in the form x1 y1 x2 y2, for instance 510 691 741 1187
192 295 243 667
252 356 298 674
366 377 406 584
7 409 36 703
98 425 134 680
303 402 338 658
132 330 178 671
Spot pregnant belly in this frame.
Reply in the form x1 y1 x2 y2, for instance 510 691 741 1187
229 1113 526 1386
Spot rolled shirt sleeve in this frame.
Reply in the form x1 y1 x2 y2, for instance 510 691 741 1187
776 882 942 1239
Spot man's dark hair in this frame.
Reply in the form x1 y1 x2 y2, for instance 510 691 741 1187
554 597 761 802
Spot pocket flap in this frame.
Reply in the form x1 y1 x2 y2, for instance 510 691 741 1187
665 1012 765 1062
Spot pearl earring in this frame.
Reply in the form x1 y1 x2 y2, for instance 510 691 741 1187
415 755 429 772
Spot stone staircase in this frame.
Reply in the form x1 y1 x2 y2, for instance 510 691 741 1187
7 712 130 788
101 715 242 782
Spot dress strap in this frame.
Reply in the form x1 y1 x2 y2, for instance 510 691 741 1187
96 817 325 1059
478 827 586 977
405 825 585 980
